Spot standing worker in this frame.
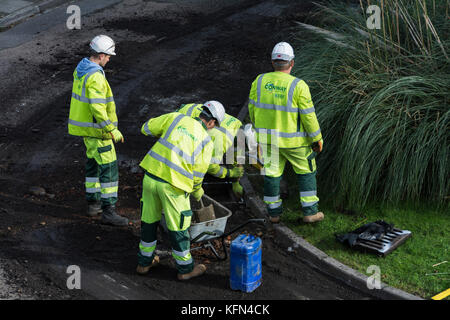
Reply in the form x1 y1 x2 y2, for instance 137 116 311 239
136 103 222 280
176 102 245 198
68 35 128 226
248 42 324 224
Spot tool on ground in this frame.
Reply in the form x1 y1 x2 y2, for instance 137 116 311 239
230 234 262 293
335 220 412 256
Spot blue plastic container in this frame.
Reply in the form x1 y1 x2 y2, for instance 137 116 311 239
229 234 262 292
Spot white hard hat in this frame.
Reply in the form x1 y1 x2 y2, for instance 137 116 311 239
203 100 225 125
90 35 116 56
271 42 294 61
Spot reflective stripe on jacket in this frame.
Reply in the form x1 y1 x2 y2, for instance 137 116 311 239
68 69 117 138
139 112 213 193
248 71 322 148
177 103 202 118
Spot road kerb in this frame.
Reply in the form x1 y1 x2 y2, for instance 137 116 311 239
0 5 39 29
0 0 117 30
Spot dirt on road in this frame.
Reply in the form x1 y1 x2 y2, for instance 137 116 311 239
0 0 372 300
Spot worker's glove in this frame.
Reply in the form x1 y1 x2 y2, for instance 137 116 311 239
228 166 244 178
312 139 323 153
232 181 243 198
109 128 124 143
191 187 204 202
102 130 113 140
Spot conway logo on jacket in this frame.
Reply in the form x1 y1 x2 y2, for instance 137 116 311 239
264 82 287 93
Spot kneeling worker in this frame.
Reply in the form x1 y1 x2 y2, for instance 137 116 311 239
136 103 223 280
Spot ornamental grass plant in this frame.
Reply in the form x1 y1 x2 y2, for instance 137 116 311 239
291 0 449 209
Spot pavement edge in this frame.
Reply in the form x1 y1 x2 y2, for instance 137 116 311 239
0 0 62 29
237 101 424 300
0 0 115 29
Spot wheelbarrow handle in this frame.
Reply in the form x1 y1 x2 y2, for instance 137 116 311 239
222 218 266 238
191 231 218 243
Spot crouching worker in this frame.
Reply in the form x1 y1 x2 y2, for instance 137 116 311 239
136 107 220 280
176 102 245 199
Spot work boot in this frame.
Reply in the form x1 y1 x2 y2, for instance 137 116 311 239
87 202 102 217
136 255 160 275
177 264 207 281
101 205 129 226
269 215 280 224
302 212 324 223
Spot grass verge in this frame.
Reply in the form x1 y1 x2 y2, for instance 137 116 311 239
283 199 449 299
247 167 449 299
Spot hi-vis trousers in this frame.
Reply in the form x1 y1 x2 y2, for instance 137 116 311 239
261 144 319 217
83 137 118 208
137 172 194 274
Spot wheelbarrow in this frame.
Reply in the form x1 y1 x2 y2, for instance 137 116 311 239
189 194 266 261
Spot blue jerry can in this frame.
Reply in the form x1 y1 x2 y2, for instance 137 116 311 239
229 234 262 292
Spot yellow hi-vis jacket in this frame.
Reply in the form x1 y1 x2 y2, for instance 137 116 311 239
68 69 117 138
139 112 213 193
248 71 322 148
177 103 242 179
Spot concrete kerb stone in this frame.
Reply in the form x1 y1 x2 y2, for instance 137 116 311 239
0 5 39 29
236 101 423 300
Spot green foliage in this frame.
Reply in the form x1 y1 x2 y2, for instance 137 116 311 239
291 0 450 209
